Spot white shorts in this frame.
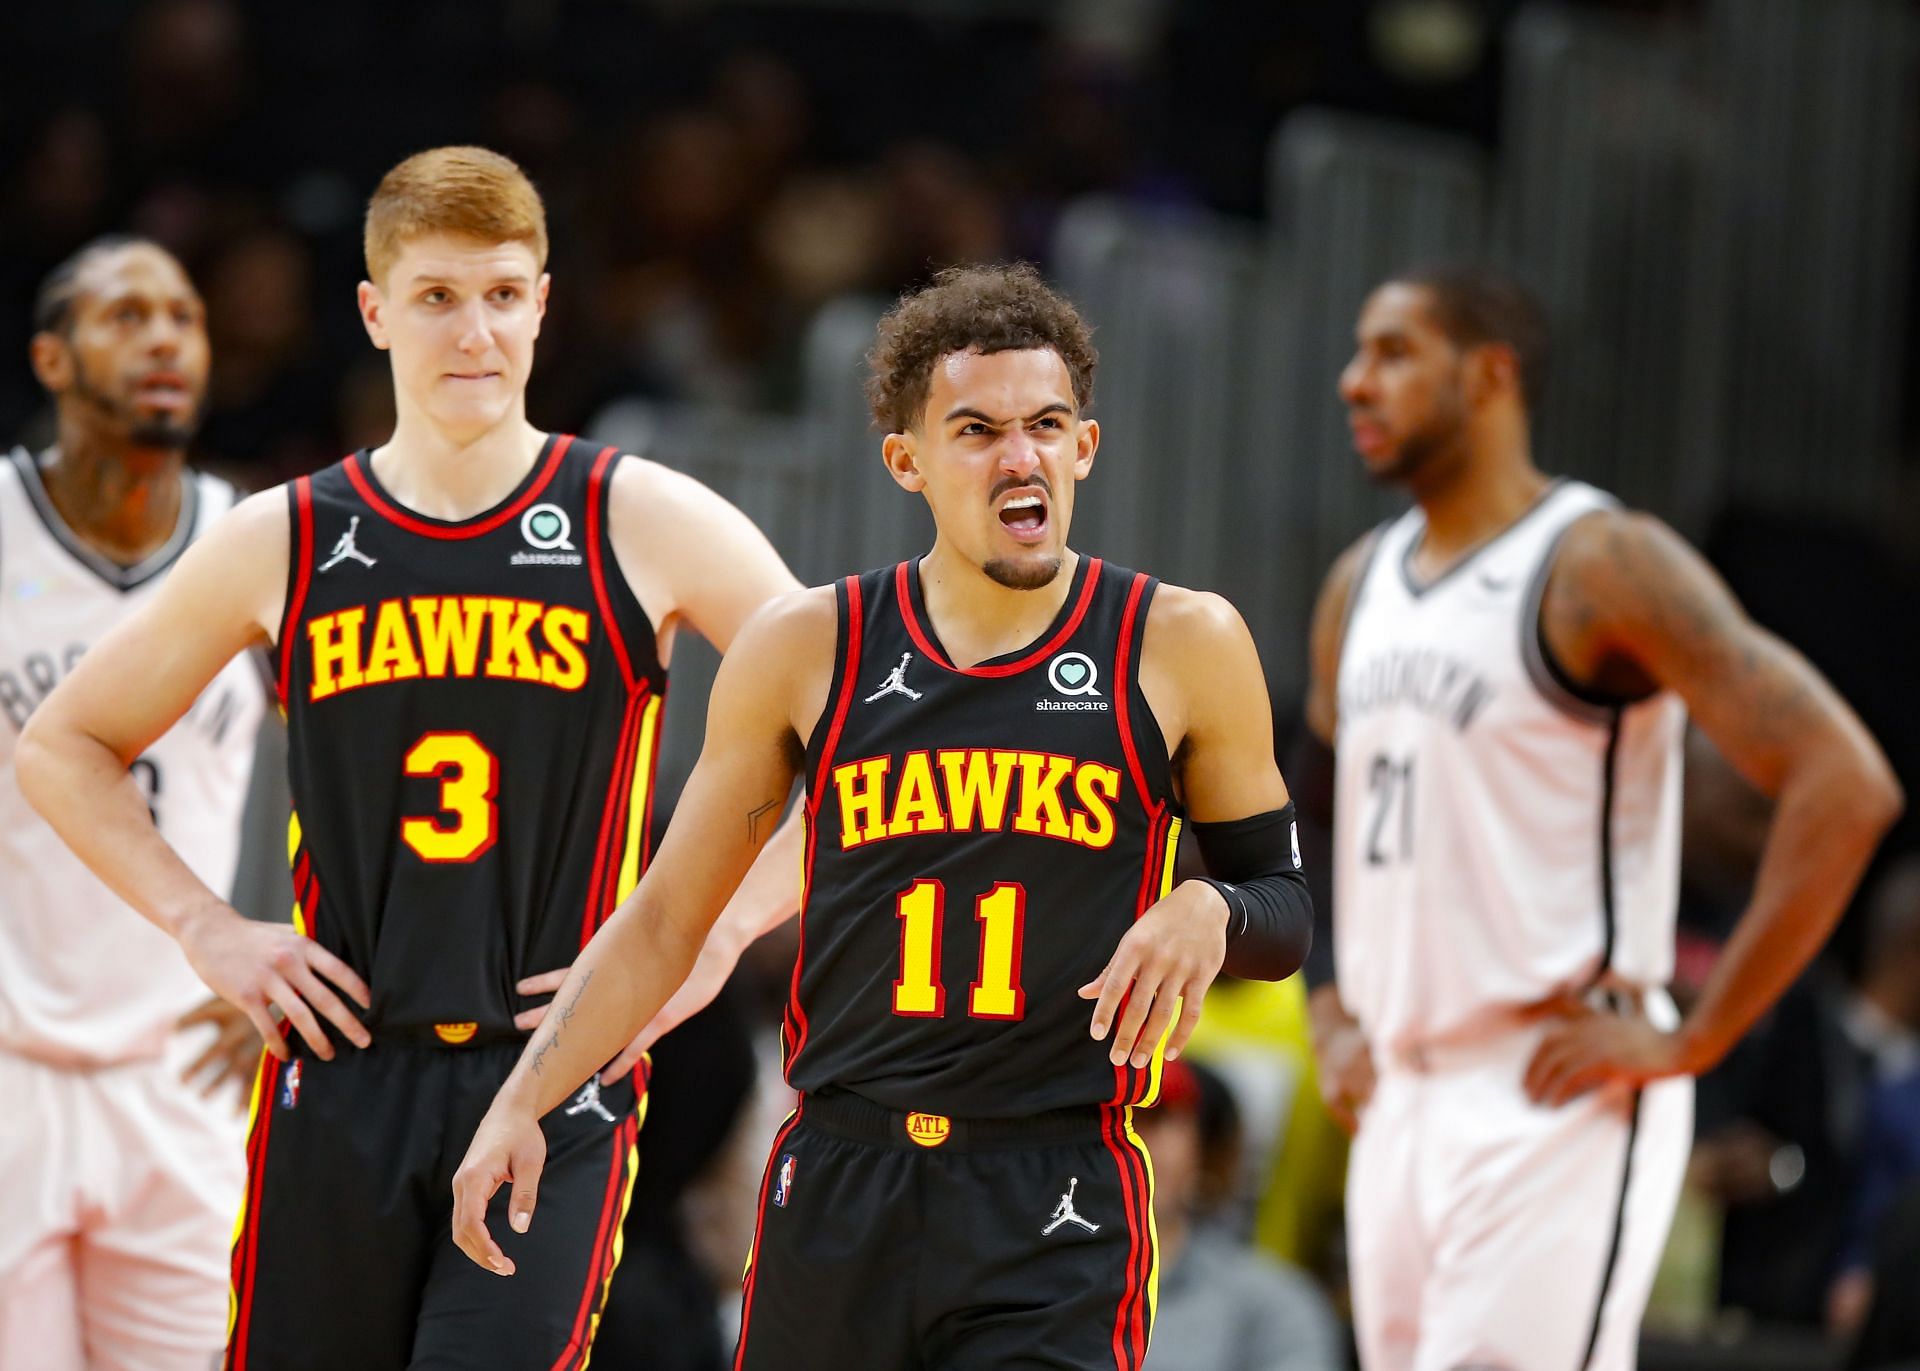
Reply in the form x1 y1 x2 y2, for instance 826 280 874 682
1346 1010 1692 1371
0 1034 250 1371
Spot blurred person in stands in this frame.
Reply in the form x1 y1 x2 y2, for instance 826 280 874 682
1845 1178 1920 1369
0 236 266 1371
17 147 804 1370
1139 1058 1344 1371
1694 850 1920 1325
1301 264 1901 1370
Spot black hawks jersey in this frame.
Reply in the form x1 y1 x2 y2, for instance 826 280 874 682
276 435 666 1042
786 555 1185 1117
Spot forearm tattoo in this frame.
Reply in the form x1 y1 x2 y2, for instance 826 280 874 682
530 968 594 1077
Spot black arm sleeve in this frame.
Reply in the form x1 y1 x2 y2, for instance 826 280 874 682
1282 723 1338 989
1193 803 1313 982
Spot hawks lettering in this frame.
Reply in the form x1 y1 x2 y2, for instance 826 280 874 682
832 749 1121 852
306 596 593 701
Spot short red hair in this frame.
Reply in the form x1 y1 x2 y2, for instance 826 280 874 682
363 146 548 284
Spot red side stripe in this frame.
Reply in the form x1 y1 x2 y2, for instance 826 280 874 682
1120 1128 1153 1366
584 445 636 690
895 557 1103 677
1112 573 1159 814
594 698 647 924
1101 1107 1144 1371
580 689 647 948
276 478 314 707
734 1107 806 1371
551 1112 638 1371
789 576 864 1071
341 436 572 540
230 1054 283 1369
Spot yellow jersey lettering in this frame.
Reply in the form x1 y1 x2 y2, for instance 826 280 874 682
833 756 892 849
361 600 423 686
939 749 1017 832
1069 762 1121 849
411 597 488 678
540 606 591 690
1012 752 1074 838
886 751 947 838
485 599 544 682
307 608 367 701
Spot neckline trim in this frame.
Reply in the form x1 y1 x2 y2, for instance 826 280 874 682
1397 477 1567 599
898 554 1101 677
10 446 199 593
343 433 569 540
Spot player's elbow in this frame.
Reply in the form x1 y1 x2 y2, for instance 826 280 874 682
1857 751 1905 836
14 714 63 821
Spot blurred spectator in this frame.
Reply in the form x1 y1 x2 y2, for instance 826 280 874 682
1137 1059 1345 1371
1694 855 1920 1326
1845 1179 1920 1369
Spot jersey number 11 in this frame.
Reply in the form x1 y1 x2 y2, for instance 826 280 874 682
893 879 1026 1022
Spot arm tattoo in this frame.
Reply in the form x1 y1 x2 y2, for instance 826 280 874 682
529 968 594 1077
747 798 781 843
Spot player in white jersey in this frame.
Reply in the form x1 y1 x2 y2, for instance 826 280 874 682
0 238 267 1371
1300 266 1902 1371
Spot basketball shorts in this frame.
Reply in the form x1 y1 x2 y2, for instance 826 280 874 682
225 1039 645 1371
1345 996 1692 1371
734 1088 1158 1371
0 1035 247 1371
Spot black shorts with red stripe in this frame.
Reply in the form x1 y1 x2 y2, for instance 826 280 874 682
226 1040 643 1371
734 1089 1157 1371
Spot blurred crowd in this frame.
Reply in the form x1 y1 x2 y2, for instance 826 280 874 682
7 2 1919 1368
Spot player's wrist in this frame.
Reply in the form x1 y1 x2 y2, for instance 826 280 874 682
170 894 241 944
1184 877 1235 931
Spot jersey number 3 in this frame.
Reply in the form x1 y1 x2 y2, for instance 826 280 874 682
402 731 499 862
894 879 1026 1021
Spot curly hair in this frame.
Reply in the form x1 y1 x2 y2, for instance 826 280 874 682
866 263 1097 432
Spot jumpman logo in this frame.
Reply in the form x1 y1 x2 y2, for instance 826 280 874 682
319 516 377 571
564 1079 617 1124
1042 1178 1100 1236
864 652 923 703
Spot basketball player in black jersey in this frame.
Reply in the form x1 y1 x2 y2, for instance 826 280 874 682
20 147 804 1371
453 264 1314 1369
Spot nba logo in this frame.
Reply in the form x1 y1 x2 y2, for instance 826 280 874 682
773 1153 796 1208
279 1060 302 1111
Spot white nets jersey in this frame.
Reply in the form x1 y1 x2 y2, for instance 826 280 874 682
0 447 264 1068
1332 480 1685 1054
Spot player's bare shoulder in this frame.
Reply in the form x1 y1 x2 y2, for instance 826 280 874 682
1305 529 1380 742
172 483 295 648
1138 581 1266 753
719 581 841 750
1538 505 1719 696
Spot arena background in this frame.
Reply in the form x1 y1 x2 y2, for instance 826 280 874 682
5 1 1918 1367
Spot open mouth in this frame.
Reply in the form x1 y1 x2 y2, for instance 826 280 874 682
133 372 192 409
996 492 1049 542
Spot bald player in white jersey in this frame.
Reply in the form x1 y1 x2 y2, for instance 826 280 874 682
1299 266 1902 1371
0 238 266 1371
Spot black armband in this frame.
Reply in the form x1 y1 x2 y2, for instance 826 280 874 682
1193 803 1313 982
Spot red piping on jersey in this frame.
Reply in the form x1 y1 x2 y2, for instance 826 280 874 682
1121 1123 1153 1365
894 557 1102 677
276 478 314 707
552 1110 637 1370
580 688 648 949
584 445 637 690
734 1106 805 1371
1112 573 1162 818
789 575 865 1071
1101 1104 1147 1371
341 434 572 540
229 1053 282 1369
594 694 646 923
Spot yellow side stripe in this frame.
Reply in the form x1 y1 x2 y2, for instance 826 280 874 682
579 1133 642 1370
1138 816 1184 1107
1123 1107 1163 1334
224 1052 273 1342
614 695 663 904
